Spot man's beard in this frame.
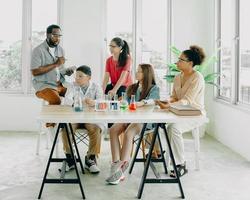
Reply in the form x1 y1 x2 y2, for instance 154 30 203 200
46 38 58 48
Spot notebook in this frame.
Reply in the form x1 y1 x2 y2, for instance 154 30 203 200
169 104 202 116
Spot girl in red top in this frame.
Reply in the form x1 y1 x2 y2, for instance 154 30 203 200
102 37 132 98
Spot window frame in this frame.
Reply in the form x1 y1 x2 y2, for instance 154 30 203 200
216 0 243 106
0 0 60 95
103 0 172 97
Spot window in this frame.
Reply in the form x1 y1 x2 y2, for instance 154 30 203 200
0 0 22 91
32 0 58 49
218 0 234 99
30 0 58 91
106 0 170 96
239 0 250 104
106 0 133 56
217 0 250 108
0 0 59 94
140 0 168 96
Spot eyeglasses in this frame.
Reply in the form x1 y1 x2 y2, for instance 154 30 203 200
51 33 63 38
177 57 189 62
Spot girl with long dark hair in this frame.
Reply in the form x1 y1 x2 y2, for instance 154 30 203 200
102 37 132 98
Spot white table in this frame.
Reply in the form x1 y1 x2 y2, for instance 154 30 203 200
37 105 208 199
38 105 207 124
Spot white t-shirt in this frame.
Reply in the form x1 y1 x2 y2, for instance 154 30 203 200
49 47 60 82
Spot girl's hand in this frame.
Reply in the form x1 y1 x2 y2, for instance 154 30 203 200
108 89 117 98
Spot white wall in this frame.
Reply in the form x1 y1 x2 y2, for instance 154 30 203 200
61 0 105 84
172 0 213 56
0 94 41 131
206 99 250 161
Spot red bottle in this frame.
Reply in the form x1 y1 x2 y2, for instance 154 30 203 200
129 95 137 111
129 103 137 110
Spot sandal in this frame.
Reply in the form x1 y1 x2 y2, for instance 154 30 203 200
170 163 188 178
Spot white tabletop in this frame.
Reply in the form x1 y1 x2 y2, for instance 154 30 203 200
37 105 208 124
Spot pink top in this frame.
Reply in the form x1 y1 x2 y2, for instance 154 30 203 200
105 56 132 87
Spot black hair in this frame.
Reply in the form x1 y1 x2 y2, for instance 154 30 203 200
111 37 130 67
76 65 92 76
46 24 61 34
183 45 206 67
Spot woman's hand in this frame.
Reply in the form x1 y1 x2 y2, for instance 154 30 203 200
84 98 95 107
136 101 144 107
154 100 170 109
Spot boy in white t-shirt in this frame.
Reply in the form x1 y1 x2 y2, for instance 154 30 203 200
62 65 103 174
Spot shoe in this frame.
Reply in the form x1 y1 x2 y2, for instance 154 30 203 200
58 153 75 173
85 155 100 174
170 162 188 178
106 168 124 185
105 161 129 185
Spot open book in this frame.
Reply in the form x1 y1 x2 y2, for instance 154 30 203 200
169 104 202 116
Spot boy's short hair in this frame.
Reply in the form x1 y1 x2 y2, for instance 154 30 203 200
77 65 92 76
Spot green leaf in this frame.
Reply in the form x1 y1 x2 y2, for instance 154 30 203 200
199 55 218 74
206 82 222 89
204 73 220 82
170 46 181 57
170 71 181 76
167 63 180 72
164 75 175 83
193 65 203 72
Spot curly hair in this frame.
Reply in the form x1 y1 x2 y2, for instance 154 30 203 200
183 45 206 67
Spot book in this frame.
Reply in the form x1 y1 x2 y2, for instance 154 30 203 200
169 104 202 116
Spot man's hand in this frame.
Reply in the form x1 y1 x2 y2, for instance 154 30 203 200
65 66 76 76
55 57 65 67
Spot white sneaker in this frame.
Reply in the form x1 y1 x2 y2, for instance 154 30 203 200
106 169 124 185
85 155 100 174
105 161 129 185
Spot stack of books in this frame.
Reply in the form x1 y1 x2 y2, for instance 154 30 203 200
169 104 202 116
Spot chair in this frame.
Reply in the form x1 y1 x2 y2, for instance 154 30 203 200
36 100 59 157
185 125 206 170
132 129 160 159
117 128 160 159
74 123 107 148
